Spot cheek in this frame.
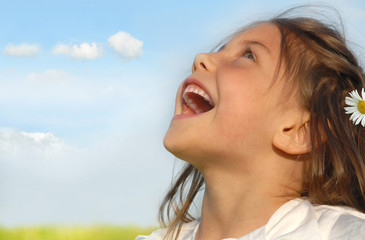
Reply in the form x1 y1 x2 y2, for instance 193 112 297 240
217 66 265 100
216 74 263 126
213 72 272 153
215 107 265 145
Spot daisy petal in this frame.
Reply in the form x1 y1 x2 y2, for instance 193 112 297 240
349 90 357 99
345 106 357 114
355 113 363 125
354 90 362 101
361 116 365 127
354 111 362 121
345 97 358 106
362 88 365 100
350 112 358 122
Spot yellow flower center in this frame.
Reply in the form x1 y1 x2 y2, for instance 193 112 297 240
359 101 365 114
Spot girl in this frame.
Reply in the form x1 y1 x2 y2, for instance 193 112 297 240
137 6 365 240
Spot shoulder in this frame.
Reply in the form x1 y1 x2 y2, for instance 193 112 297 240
135 220 199 240
264 198 365 240
313 204 365 239
135 228 167 240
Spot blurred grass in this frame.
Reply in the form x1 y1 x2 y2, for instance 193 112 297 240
0 225 156 240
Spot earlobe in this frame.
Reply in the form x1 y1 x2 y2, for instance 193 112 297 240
273 113 311 155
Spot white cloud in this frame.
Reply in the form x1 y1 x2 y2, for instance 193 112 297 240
0 128 72 161
108 31 143 60
27 69 69 84
3 43 40 57
52 42 103 60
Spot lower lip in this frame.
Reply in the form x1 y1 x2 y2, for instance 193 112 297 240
172 113 204 120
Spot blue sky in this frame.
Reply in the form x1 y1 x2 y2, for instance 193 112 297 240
0 0 364 227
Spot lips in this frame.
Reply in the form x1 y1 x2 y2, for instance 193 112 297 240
180 79 214 116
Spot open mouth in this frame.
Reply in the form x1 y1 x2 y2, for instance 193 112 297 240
182 83 214 115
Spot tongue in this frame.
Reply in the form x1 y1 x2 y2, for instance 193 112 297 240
182 103 194 115
184 92 213 114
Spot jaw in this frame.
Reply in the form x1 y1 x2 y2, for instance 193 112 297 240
164 108 214 162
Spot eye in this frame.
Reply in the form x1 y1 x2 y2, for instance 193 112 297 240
240 47 256 61
243 51 255 61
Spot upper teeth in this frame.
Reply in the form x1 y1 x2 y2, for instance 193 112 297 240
183 84 214 106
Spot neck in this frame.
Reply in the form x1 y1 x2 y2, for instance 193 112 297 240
195 156 302 240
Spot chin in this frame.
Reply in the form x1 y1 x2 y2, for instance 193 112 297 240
163 127 186 158
163 127 213 169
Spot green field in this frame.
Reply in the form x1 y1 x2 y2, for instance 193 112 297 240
0 225 156 240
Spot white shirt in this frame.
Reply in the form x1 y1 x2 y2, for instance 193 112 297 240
136 198 365 240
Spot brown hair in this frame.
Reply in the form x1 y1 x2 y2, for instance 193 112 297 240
159 7 365 240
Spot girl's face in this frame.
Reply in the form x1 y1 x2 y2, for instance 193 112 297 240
164 24 292 168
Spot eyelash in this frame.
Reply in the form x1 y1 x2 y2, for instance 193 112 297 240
240 46 256 61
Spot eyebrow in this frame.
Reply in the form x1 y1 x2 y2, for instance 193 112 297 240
217 40 271 55
242 40 271 55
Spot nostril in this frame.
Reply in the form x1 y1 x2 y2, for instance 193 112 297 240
200 62 207 70
193 53 213 72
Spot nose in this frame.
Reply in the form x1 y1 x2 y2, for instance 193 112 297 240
192 53 216 73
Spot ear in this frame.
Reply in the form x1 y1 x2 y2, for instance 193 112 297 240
272 111 311 155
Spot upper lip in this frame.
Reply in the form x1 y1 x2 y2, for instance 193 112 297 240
182 78 214 106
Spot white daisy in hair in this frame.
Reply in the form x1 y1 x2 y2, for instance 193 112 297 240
345 88 365 127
